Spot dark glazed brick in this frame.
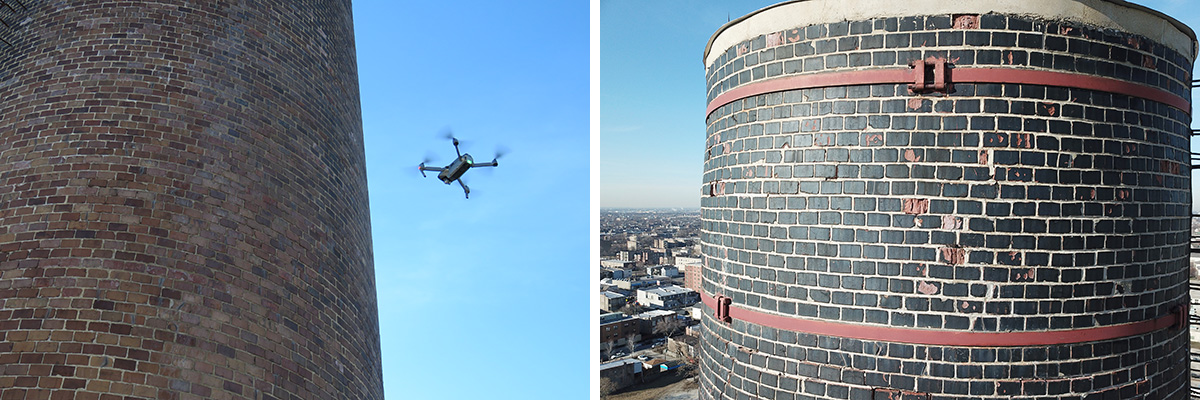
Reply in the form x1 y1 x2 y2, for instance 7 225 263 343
873 51 898 66
992 32 1017 47
938 31 964 46
977 50 1001 65
1018 33 1043 48
980 14 1006 29
965 31 990 46
885 34 911 48
701 10 1194 400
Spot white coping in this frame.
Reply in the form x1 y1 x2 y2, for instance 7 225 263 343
705 0 1197 67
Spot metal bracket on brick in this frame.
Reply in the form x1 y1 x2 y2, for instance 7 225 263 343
714 295 732 323
1172 303 1188 331
908 58 950 94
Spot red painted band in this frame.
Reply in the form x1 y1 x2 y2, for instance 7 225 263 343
700 291 1177 347
953 68 1192 113
705 67 1191 117
706 69 911 116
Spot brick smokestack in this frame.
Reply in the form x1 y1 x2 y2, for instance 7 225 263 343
700 1 1196 398
0 1 381 398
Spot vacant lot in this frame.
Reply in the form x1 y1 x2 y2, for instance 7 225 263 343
606 370 699 400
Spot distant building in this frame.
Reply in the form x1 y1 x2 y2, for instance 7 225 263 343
667 335 699 361
599 291 628 312
675 257 702 292
634 309 678 335
637 285 699 310
685 305 705 321
645 250 665 265
654 238 687 249
601 259 635 269
612 277 663 291
600 359 643 393
600 312 641 348
601 259 635 281
600 268 634 281
645 265 679 278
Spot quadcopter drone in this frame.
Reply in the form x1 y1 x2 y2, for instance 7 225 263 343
418 136 499 199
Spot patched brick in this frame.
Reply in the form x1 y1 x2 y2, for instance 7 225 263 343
702 5 1193 400
902 198 929 215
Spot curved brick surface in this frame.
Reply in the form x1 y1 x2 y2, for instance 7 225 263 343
0 1 381 399
700 3 1193 400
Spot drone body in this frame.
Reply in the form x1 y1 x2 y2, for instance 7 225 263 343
418 137 498 198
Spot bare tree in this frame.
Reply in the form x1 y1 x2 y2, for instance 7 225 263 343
602 341 615 360
618 303 644 316
653 317 686 338
600 377 618 397
625 333 639 354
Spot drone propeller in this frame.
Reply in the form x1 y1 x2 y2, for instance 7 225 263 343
440 129 461 147
491 145 511 167
417 152 438 177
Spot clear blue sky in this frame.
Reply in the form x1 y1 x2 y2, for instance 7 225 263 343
600 0 1200 210
352 1 588 398
352 0 1200 397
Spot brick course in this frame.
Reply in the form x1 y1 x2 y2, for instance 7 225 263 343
701 6 1193 400
0 1 381 399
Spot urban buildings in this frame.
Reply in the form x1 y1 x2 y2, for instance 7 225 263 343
637 285 700 310
600 291 630 312
601 312 642 350
599 209 702 369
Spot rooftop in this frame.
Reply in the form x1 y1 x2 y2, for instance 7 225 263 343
600 312 632 324
600 359 643 371
600 291 627 299
635 309 677 319
639 285 695 297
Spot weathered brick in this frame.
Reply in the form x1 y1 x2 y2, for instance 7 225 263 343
700 4 1191 400
0 1 380 399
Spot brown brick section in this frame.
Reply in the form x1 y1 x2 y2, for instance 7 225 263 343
0 1 382 400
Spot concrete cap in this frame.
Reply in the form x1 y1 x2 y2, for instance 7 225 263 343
704 0 1197 67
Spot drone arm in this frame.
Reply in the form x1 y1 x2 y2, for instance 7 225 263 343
418 164 444 178
472 160 498 167
457 179 470 199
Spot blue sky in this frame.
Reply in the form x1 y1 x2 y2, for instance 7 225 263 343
600 0 1200 210
352 1 588 398
350 0 1200 397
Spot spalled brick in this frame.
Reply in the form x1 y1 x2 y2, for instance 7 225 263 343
700 3 1192 400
